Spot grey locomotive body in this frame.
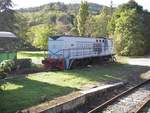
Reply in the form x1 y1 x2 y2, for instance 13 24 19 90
42 35 115 70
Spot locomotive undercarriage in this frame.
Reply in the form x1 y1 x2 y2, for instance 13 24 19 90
70 55 116 69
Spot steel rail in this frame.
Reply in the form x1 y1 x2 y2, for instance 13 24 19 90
134 97 150 113
88 79 150 113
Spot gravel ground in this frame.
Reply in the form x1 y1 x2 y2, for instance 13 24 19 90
139 101 150 113
102 82 150 113
128 57 150 67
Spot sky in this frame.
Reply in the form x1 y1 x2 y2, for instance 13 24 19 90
12 0 150 11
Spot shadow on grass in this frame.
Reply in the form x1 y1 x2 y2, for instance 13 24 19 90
0 63 149 113
64 63 150 84
0 77 77 113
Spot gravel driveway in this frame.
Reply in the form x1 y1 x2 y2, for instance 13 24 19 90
128 56 150 67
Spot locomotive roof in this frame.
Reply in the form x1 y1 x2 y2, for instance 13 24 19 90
49 35 111 40
0 31 17 39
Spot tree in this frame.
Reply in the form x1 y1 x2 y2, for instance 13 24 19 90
108 0 145 56
16 14 29 39
143 10 150 54
84 15 95 37
69 17 78 35
92 7 111 37
27 24 57 49
0 0 17 31
77 1 89 36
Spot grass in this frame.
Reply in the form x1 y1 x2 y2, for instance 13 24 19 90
17 51 130 64
0 51 149 113
0 63 149 113
17 51 47 58
17 51 47 64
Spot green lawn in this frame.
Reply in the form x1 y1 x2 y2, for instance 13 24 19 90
17 51 47 64
17 51 47 58
0 62 149 113
0 51 149 113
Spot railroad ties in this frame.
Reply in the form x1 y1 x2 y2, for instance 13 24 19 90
88 79 150 113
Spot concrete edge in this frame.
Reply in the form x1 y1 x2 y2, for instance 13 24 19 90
21 82 124 113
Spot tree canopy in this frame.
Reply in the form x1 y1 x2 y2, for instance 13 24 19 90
77 1 89 36
1 0 149 55
108 0 149 56
26 24 57 49
0 0 17 31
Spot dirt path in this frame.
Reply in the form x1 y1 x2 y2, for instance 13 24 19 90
128 56 150 67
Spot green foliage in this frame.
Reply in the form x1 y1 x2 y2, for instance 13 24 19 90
15 1 150 55
0 60 15 72
143 11 150 54
108 1 146 56
0 60 14 91
27 24 57 49
15 59 32 69
77 1 89 36
84 15 95 36
16 2 113 47
69 17 78 35
19 2 103 14
0 70 7 79
92 7 111 37
0 0 17 31
0 63 147 113
16 14 29 39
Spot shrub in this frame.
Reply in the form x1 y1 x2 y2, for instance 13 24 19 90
108 1 146 56
0 60 14 92
0 60 15 72
15 59 32 69
0 70 7 79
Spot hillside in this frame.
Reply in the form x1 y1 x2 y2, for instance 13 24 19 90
18 2 105 14
15 2 113 49
16 2 109 35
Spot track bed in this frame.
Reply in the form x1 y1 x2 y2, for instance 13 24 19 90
88 80 150 113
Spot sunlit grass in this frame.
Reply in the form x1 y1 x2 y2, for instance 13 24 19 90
2 82 23 90
0 63 129 113
0 51 148 113
17 51 47 64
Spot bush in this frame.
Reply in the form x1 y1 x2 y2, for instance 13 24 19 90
0 60 15 72
0 70 7 79
15 59 32 69
0 60 14 91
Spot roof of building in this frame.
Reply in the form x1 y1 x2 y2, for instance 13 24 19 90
49 35 110 40
0 31 17 38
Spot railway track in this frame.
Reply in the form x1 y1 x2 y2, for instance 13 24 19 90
88 79 150 113
134 98 150 113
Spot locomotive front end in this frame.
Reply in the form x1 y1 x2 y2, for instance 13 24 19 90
42 37 65 70
42 57 64 70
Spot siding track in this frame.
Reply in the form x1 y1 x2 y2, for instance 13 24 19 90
88 79 150 113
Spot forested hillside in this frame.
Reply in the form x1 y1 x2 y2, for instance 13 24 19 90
15 2 112 50
17 2 107 34
18 2 103 14
1 0 150 56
